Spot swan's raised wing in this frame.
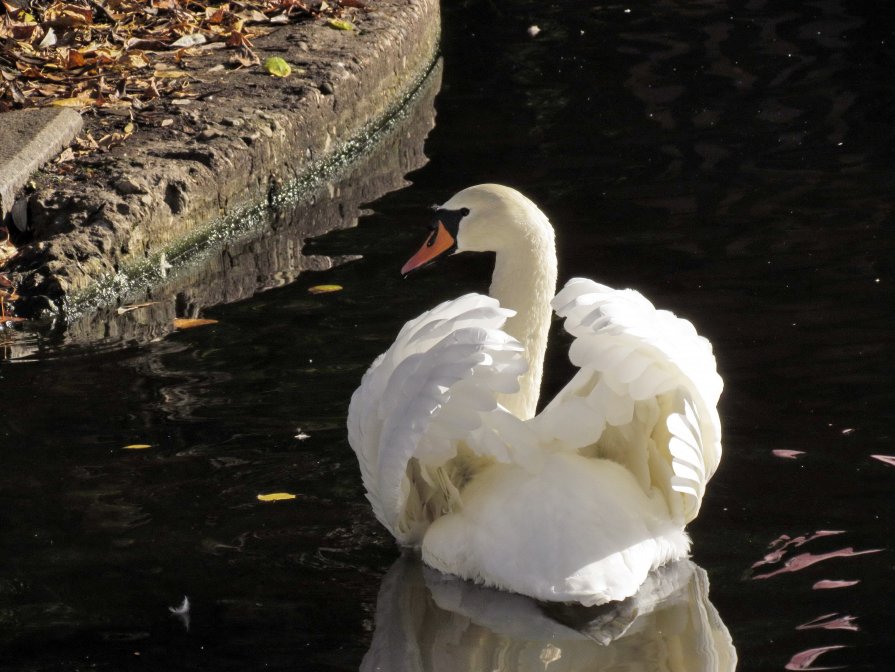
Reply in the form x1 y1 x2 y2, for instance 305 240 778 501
347 293 533 546
534 278 723 523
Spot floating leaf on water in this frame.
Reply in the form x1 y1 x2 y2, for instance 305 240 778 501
753 547 883 580
257 492 296 502
117 301 158 315
813 579 860 590
263 56 291 77
172 318 219 329
796 612 859 632
123 444 152 450
785 645 848 671
327 18 355 31
772 449 805 459
870 454 895 467
168 595 190 615
308 284 343 294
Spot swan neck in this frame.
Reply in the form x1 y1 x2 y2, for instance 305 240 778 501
490 222 557 420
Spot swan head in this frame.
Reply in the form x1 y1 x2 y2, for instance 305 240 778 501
402 184 550 275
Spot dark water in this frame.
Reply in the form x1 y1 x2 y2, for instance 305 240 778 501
3 1 895 669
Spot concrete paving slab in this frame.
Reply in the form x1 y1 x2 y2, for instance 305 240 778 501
0 108 82 220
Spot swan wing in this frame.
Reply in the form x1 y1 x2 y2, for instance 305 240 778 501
534 278 723 522
347 293 532 546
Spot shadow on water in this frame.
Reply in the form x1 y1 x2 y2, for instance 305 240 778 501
362 556 736 672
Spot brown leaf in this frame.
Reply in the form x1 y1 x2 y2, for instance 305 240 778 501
44 3 93 28
229 46 259 67
49 96 92 107
0 229 17 267
172 318 219 329
66 50 87 69
225 30 253 48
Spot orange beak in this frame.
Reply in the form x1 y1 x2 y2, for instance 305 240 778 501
401 221 457 275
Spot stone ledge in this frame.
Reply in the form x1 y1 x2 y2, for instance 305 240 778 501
3 0 440 318
0 108 82 220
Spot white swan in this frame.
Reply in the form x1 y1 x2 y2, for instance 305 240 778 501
348 184 723 606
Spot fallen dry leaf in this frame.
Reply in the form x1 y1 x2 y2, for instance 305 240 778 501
173 317 219 329
116 301 158 315
308 284 343 294
123 443 152 450
257 492 297 502
0 227 17 266
1 0 361 122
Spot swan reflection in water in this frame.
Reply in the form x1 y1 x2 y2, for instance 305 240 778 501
362 555 737 672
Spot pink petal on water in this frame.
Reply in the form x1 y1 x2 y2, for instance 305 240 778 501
754 531 847 568
773 449 806 459
813 579 860 590
870 454 895 467
770 534 794 548
796 612 859 632
752 547 787 568
753 547 883 579
785 645 848 670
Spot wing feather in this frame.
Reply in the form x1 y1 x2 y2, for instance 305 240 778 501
347 294 530 546
535 278 723 522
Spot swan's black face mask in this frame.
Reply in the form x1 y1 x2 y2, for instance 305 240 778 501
401 207 469 276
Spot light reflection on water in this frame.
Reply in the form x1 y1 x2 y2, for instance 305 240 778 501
362 557 735 672
1 0 894 670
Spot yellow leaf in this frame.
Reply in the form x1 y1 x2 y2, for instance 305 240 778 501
327 18 355 31
308 284 343 294
50 97 90 108
262 56 291 78
153 69 190 79
123 444 152 450
173 318 219 329
257 492 296 502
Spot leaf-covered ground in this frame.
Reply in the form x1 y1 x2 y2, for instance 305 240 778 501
0 0 366 318
0 0 364 113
